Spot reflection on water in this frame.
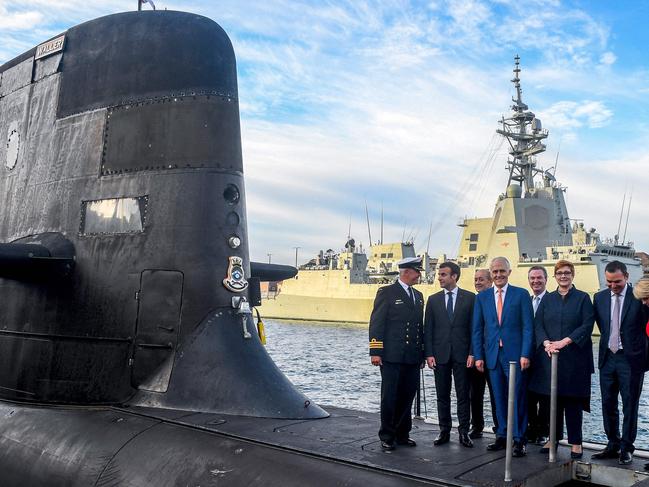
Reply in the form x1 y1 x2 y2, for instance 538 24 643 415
264 319 649 448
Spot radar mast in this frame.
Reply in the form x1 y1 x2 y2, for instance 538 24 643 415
496 55 548 194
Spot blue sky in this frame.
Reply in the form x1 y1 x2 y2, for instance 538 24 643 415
2 0 648 264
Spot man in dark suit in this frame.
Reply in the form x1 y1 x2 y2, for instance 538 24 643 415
526 266 550 445
369 257 425 451
468 269 498 438
424 262 475 448
472 257 534 457
592 261 646 465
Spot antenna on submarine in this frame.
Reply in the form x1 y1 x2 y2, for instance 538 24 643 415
138 0 156 11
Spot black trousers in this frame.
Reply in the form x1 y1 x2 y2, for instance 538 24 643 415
548 396 584 445
600 351 644 453
379 361 420 442
469 366 499 432
527 390 550 441
434 361 470 433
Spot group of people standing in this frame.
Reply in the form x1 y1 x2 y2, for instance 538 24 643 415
369 256 649 466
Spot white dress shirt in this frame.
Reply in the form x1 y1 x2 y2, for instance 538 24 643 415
532 290 546 316
444 286 458 312
398 279 415 302
610 285 627 350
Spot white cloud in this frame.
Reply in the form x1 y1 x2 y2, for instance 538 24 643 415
541 100 612 132
0 9 43 30
600 51 616 65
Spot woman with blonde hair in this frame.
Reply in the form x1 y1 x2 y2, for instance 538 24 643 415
529 260 594 458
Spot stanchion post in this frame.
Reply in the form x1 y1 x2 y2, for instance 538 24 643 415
415 370 421 418
504 361 516 482
549 352 558 463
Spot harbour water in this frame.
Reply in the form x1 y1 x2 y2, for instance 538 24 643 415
264 319 649 449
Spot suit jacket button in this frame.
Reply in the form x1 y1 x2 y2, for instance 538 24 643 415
406 341 410 344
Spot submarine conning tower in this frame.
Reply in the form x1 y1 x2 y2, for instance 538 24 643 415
0 11 326 419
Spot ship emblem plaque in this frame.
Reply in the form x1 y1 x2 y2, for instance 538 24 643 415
223 256 248 292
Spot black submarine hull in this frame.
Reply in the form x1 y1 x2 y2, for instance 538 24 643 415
0 402 432 486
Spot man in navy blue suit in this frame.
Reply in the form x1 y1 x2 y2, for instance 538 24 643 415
472 257 534 457
591 261 646 465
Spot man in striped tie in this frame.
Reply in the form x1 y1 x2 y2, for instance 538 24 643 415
471 257 534 457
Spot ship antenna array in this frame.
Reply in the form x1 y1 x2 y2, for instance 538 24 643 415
496 55 548 194
615 187 627 244
622 187 634 244
365 201 373 246
380 203 384 245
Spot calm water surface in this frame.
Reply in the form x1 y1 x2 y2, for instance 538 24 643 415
264 319 649 449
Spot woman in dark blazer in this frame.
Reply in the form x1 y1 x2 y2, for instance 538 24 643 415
529 259 594 458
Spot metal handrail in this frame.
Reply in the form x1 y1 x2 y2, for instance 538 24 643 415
549 352 559 463
504 361 516 482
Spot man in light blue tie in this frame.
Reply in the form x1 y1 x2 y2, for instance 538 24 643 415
527 266 549 446
472 257 534 457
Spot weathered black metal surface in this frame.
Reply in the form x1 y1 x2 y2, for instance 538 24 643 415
0 9 325 418
1 401 608 487
250 261 299 281
57 11 238 118
102 95 242 175
0 233 75 280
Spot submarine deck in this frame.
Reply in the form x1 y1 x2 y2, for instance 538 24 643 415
121 404 649 486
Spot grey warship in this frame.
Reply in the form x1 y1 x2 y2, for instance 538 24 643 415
1 8 648 486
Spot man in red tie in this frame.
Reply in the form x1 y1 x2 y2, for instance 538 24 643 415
471 257 534 457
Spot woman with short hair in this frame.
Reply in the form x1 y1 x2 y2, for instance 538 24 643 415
529 260 595 458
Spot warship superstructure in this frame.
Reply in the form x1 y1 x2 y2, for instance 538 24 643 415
262 56 643 323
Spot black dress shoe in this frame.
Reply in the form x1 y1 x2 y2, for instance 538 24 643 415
380 441 395 451
512 441 526 457
592 447 620 460
619 451 633 465
459 432 474 448
487 437 506 451
434 432 451 446
396 438 416 447
469 429 483 439
536 436 548 445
